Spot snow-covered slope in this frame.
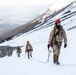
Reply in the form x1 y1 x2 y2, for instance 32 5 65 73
24 1 76 35
0 1 76 75
0 1 76 43
0 10 76 75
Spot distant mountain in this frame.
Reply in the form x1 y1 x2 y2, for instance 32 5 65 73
0 0 76 43
0 19 28 34
0 19 28 25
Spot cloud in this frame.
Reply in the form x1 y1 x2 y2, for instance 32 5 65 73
0 0 52 6
0 0 74 7
0 4 51 20
0 0 74 20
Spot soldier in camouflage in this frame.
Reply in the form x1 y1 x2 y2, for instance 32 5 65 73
25 41 33 59
48 19 67 65
16 46 22 57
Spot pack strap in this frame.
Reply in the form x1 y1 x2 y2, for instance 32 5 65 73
52 26 62 47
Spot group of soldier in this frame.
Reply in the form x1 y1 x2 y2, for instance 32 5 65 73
16 41 33 59
6 40 33 59
7 19 67 65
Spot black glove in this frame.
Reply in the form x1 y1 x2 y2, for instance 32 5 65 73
64 44 67 48
47 44 50 50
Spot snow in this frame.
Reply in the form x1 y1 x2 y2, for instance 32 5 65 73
0 16 76 75
0 2 76 75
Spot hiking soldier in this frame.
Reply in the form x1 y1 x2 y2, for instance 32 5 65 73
48 19 67 65
25 41 33 59
16 46 22 57
7 48 13 56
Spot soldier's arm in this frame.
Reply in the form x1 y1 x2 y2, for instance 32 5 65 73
48 28 54 45
30 44 33 51
63 29 67 44
25 45 27 52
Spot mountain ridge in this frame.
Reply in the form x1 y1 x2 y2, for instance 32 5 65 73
0 0 76 43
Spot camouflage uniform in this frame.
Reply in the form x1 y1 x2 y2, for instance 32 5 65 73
48 25 67 64
7 48 13 56
25 43 33 59
17 46 22 57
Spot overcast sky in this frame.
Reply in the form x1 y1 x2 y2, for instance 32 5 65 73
0 0 75 21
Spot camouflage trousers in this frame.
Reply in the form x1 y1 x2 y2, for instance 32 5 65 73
26 50 32 59
53 41 62 55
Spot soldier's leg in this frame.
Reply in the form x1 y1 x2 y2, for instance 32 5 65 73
18 53 20 57
56 44 62 65
56 42 62 65
28 51 30 59
55 46 61 65
17 52 18 56
56 54 60 65
30 51 32 57
53 54 57 64
53 44 60 64
53 54 60 65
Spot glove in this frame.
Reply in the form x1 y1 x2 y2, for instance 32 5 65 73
64 44 67 48
47 44 50 50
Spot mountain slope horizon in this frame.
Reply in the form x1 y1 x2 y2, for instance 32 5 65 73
0 0 76 43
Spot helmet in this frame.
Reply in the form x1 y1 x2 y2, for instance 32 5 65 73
27 41 29 44
18 46 20 48
55 19 61 23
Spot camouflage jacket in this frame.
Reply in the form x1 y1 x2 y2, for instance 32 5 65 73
26 44 33 51
17 47 21 53
48 25 67 45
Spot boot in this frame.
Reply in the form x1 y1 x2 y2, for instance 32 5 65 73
56 62 60 65
53 54 60 65
53 54 56 64
30 55 32 57
56 55 60 65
